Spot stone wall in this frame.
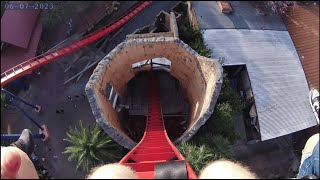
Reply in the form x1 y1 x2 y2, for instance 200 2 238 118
127 11 179 40
86 6 222 149
86 37 222 149
187 1 200 30
126 32 174 40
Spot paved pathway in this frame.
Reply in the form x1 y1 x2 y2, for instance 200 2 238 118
193 1 287 30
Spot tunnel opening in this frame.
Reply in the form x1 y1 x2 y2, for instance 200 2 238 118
86 36 223 149
120 64 190 143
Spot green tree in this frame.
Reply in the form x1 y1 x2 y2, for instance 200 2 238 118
178 17 212 58
63 121 122 172
178 75 243 174
178 141 213 174
177 9 244 174
192 74 244 144
179 135 233 174
197 134 233 159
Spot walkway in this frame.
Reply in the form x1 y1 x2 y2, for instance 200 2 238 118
193 1 286 30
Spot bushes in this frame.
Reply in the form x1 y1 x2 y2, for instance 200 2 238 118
179 134 234 174
178 141 213 174
177 15 244 173
179 75 243 174
178 18 212 58
63 121 122 172
182 76 242 173
200 74 244 144
197 134 233 159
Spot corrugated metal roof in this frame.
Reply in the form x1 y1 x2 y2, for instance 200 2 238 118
284 5 319 90
1 6 40 49
1 19 42 73
203 29 318 140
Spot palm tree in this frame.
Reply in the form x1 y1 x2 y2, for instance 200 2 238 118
63 121 122 172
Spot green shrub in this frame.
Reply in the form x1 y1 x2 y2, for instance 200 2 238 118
178 18 212 58
192 75 244 144
63 121 122 172
178 135 233 174
178 141 213 174
179 74 243 173
197 134 233 159
218 74 244 114
177 13 244 174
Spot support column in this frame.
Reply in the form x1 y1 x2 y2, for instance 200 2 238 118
1 89 41 112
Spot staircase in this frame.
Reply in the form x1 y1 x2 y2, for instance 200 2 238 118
120 73 197 179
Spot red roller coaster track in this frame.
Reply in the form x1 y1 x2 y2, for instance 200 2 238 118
1 1 152 87
1 1 197 178
120 73 197 179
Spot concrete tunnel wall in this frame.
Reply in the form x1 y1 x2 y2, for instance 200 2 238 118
85 36 223 149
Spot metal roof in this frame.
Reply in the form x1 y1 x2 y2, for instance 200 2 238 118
203 29 318 140
284 5 319 90
1 18 42 73
1 8 40 49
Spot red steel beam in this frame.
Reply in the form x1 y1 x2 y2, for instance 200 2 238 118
1 1 153 87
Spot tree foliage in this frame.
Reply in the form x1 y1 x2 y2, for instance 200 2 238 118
193 74 244 144
178 17 212 58
178 141 214 174
63 121 122 172
253 1 298 14
178 75 243 174
177 13 244 174
178 134 234 174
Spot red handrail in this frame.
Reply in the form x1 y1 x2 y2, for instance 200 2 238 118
1 1 153 87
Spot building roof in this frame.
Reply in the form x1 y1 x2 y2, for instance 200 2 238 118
1 18 42 73
284 4 319 90
203 29 318 141
1 7 40 49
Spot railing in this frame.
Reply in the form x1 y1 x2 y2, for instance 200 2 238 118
1 1 153 87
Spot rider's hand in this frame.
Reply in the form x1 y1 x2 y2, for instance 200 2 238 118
1 147 21 179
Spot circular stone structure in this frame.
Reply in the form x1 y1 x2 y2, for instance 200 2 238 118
86 36 223 149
